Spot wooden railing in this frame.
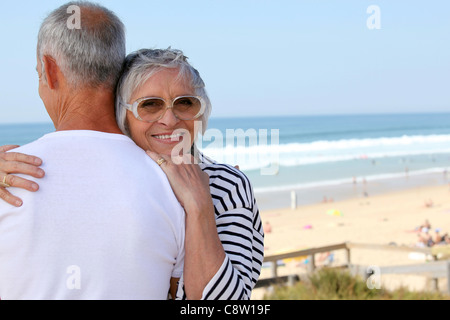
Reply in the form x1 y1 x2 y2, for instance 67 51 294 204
262 242 350 277
257 242 450 292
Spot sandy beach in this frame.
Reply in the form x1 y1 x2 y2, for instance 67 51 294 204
253 182 450 299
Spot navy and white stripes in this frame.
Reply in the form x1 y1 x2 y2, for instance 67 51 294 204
175 152 264 300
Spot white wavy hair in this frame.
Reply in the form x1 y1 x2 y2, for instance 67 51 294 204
115 48 212 137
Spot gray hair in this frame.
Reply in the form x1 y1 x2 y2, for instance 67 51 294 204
37 1 126 89
115 48 212 137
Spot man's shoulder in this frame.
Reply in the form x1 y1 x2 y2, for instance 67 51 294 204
14 131 141 155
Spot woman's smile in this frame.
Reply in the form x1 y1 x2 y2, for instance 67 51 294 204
150 131 185 144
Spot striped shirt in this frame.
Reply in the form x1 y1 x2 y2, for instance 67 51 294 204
175 152 265 300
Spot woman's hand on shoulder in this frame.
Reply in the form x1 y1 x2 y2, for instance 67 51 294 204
146 150 212 212
0 145 45 207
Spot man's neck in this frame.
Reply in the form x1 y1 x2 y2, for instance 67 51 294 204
52 87 123 134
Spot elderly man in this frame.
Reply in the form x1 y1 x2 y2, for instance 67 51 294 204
0 2 185 299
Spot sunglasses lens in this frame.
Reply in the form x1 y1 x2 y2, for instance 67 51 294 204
135 96 204 121
137 98 165 121
173 96 203 120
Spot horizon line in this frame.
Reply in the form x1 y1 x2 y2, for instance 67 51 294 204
2 110 450 125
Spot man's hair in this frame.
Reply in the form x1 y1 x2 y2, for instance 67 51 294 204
37 1 126 90
115 48 212 136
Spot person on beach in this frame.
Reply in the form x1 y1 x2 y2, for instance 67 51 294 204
417 227 434 247
0 2 185 299
0 47 264 299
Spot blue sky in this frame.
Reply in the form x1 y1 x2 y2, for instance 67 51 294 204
0 0 449 123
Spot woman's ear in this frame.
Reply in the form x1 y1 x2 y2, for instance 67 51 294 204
42 55 60 90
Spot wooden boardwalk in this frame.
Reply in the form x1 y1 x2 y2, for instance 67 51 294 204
257 242 450 292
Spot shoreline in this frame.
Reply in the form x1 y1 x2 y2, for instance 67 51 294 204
254 169 449 211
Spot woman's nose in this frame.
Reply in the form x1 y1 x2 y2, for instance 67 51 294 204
157 108 180 127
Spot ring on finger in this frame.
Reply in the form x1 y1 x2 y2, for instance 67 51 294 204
0 175 11 188
156 158 167 166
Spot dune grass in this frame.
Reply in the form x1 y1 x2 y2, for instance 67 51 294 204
263 267 450 300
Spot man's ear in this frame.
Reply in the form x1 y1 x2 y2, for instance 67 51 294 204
42 55 60 90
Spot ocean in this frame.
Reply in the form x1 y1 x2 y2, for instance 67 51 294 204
1 113 450 210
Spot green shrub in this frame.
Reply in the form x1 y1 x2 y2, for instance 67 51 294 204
263 268 450 300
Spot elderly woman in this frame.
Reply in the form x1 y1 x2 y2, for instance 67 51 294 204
0 48 264 300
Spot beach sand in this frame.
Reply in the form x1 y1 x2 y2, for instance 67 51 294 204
252 183 450 299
